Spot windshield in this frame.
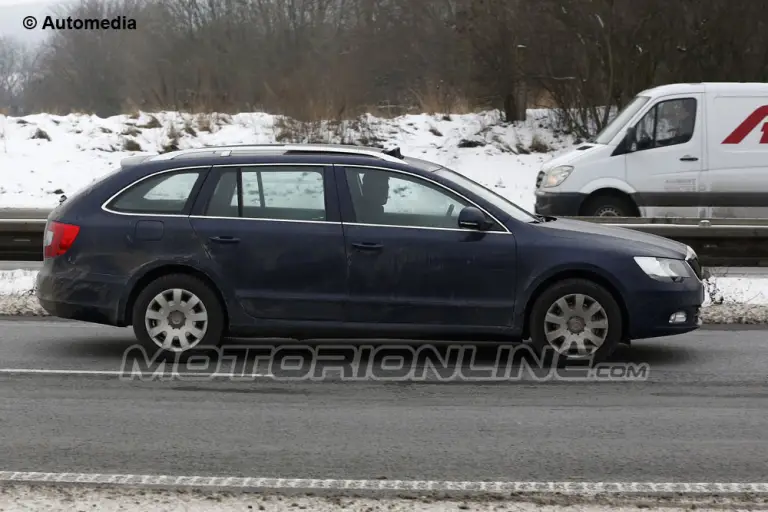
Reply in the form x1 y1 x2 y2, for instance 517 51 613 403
594 95 651 144
433 167 540 223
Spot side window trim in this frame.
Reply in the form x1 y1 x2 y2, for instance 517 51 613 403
338 165 509 233
101 166 210 217
255 171 265 208
236 169 245 216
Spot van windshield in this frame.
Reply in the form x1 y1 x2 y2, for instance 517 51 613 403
594 95 651 145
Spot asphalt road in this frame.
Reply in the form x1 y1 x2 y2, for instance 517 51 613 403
1 317 768 484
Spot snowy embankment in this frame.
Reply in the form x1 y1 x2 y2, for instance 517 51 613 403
0 484 760 511
0 109 767 321
0 109 560 210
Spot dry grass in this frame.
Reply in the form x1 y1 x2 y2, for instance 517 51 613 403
529 134 551 153
137 115 162 129
274 115 382 146
30 127 51 141
122 126 141 137
122 138 142 151
411 86 474 116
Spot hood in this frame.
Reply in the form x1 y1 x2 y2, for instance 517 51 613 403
536 218 689 259
540 143 606 172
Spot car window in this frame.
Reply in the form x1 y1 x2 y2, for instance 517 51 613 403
107 170 204 214
205 166 326 221
345 167 487 230
632 98 697 151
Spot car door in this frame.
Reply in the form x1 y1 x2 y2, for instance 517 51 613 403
189 164 348 321
625 94 706 218
336 165 518 329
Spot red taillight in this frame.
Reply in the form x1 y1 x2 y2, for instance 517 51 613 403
43 221 80 259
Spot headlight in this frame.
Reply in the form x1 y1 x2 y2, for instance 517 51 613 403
634 257 693 282
542 166 573 188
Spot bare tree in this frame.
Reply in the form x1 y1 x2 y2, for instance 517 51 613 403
12 0 768 128
0 37 28 115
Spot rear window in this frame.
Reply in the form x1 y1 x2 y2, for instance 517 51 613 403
105 169 205 214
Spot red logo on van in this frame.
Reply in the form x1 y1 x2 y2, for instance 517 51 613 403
722 106 768 144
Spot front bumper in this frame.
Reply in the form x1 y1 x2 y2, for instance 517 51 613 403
626 277 705 340
534 190 586 216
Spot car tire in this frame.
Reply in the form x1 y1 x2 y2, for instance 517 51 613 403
528 278 622 366
131 273 225 353
582 195 636 217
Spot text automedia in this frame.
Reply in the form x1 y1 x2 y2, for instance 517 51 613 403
42 16 137 30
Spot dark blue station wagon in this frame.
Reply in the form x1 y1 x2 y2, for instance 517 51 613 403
36 144 705 362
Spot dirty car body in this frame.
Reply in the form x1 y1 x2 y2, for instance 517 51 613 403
36 145 705 360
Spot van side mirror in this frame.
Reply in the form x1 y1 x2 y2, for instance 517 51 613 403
458 206 493 231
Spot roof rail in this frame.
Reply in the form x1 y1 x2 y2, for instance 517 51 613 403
120 155 154 168
149 144 405 163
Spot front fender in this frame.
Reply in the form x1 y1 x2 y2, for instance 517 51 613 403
578 178 636 196
513 262 629 333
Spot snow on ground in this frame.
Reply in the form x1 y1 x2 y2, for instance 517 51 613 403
0 270 36 295
0 109 567 210
0 485 759 512
704 277 768 305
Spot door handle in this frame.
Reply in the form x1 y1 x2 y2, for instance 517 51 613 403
351 242 383 251
680 156 699 162
209 236 240 244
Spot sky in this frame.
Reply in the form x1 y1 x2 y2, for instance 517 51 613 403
0 0 67 45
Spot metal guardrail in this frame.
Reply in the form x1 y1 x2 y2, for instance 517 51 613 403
570 216 768 266
0 208 49 262
3 209 768 266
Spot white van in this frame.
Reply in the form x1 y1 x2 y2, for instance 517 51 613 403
534 82 768 219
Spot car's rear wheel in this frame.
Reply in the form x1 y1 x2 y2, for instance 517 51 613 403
529 279 622 365
132 274 224 352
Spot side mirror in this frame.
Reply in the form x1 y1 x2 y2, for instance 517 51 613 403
458 206 492 231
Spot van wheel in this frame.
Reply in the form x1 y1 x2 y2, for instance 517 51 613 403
582 194 636 217
132 274 224 353
528 279 622 366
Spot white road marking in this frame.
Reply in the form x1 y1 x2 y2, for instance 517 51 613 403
0 368 273 378
0 471 767 495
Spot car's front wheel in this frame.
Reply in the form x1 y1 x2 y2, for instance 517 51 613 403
581 194 637 217
132 274 225 352
529 278 622 365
